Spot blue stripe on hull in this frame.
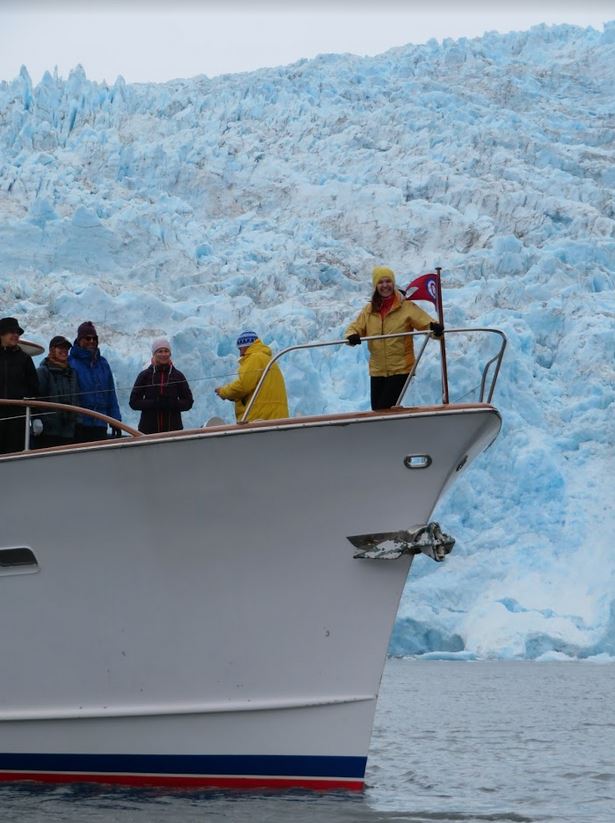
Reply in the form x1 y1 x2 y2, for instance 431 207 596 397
0 753 367 779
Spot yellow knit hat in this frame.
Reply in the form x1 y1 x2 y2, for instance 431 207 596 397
372 266 396 287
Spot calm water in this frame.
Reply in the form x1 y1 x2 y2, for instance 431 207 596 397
1 660 613 823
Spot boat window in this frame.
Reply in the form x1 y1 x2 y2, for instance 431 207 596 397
403 454 432 469
0 548 39 575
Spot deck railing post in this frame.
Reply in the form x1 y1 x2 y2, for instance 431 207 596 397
435 267 450 404
395 332 430 406
24 404 31 452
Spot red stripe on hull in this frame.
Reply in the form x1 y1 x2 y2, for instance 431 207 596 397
0 771 364 791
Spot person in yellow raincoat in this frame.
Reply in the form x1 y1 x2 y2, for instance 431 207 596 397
215 331 289 422
345 266 442 410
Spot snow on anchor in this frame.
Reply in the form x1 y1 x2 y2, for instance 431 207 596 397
348 522 455 561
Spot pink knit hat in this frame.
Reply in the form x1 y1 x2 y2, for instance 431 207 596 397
152 337 172 354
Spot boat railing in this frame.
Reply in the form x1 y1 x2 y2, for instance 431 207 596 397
0 398 142 453
240 327 507 422
0 328 506 451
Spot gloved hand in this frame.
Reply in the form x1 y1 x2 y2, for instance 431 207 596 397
111 427 123 438
430 322 444 338
32 418 43 436
347 333 361 346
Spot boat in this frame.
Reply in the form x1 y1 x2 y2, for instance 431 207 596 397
0 329 505 790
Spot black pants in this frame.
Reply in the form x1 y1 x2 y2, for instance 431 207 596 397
34 434 76 449
370 374 409 411
74 424 108 443
0 415 26 455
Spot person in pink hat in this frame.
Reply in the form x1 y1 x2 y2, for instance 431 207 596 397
129 338 194 434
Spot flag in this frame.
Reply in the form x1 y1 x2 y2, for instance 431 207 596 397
404 272 440 307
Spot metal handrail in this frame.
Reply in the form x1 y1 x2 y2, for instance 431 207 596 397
439 328 507 403
0 398 142 452
240 327 506 422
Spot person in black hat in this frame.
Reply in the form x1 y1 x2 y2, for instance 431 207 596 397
0 317 40 454
35 336 81 449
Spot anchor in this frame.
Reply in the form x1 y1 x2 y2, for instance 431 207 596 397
348 522 455 561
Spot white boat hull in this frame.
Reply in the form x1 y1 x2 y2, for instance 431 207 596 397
0 405 500 788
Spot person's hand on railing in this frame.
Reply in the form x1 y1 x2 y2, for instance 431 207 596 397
429 322 444 339
346 333 361 346
110 427 123 438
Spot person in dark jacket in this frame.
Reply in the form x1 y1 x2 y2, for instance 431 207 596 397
129 338 194 434
0 316 39 454
68 321 122 442
36 335 80 448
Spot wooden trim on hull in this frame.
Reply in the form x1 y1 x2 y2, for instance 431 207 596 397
0 401 500 460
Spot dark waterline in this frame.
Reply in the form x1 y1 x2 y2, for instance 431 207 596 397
0 660 613 823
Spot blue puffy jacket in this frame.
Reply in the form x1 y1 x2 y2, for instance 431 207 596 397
68 344 121 428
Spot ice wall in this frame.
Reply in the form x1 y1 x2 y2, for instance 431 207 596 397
1 22 614 658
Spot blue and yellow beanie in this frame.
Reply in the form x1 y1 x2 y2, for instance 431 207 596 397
236 330 258 349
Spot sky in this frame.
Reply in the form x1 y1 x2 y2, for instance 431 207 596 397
1 0 613 85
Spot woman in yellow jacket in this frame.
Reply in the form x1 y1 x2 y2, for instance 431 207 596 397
345 266 441 410
215 331 289 422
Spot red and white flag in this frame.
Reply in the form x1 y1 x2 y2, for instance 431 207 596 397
404 272 440 307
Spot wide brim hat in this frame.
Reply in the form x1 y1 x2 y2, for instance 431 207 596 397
18 340 44 357
0 316 24 335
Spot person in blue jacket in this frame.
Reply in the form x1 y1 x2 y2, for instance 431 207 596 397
69 321 122 442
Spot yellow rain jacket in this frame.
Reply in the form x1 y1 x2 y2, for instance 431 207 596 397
218 340 289 422
345 292 434 377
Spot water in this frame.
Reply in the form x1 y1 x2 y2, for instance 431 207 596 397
0 660 613 823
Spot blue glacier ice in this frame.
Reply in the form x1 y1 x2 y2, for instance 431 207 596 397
1 22 614 660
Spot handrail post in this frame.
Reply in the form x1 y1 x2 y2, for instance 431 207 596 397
435 266 450 404
395 332 430 406
24 403 31 452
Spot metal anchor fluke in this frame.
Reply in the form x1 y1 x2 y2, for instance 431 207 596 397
348 522 455 561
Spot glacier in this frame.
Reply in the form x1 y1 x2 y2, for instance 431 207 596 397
1 21 614 660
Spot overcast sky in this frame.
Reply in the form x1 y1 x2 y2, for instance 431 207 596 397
1 1 613 85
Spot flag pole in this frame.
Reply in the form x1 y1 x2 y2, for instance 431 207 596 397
435 266 450 404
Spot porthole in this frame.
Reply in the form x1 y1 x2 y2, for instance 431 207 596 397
403 454 432 469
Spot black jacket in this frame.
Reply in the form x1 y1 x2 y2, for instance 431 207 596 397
37 357 80 438
129 363 193 434
0 345 39 418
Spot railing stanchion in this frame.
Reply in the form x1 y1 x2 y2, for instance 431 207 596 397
395 333 430 407
434 266 450 404
24 404 31 452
